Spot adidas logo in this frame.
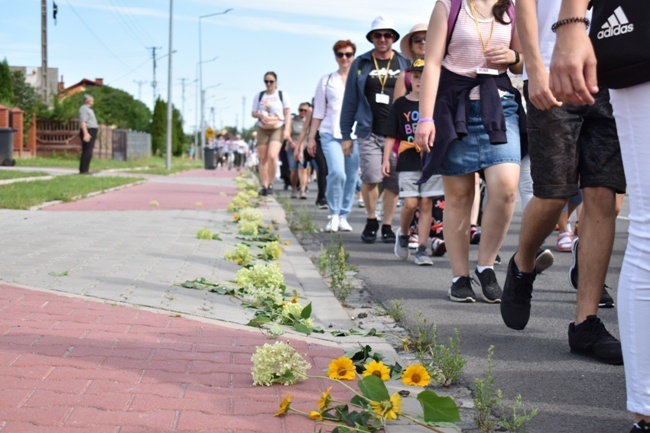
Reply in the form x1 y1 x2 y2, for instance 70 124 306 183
597 6 634 39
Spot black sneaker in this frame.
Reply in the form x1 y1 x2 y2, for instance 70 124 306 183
361 219 379 244
494 253 501 265
258 187 268 196
267 184 274 195
381 225 396 243
569 238 616 308
500 253 537 330
448 276 477 303
475 268 502 303
568 315 623 365
534 248 555 274
316 198 329 209
631 420 650 432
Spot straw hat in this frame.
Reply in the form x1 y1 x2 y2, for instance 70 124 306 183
400 23 428 60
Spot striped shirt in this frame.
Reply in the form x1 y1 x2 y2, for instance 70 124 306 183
437 0 513 99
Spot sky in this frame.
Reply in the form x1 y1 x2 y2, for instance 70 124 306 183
1 0 433 133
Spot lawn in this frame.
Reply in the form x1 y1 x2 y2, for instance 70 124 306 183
15 155 203 174
0 170 50 180
0 175 143 210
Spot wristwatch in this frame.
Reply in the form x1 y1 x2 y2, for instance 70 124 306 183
509 50 520 66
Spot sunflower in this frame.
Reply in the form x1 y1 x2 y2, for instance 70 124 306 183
370 392 403 420
362 360 390 381
327 356 356 381
233 214 240 221
317 386 333 410
274 395 293 417
309 411 323 420
402 364 431 387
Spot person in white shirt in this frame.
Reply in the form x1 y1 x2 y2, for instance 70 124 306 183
308 40 360 232
251 71 291 196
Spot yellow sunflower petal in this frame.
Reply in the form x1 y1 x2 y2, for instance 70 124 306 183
309 411 323 420
274 395 292 417
361 359 391 381
402 364 431 387
327 356 357 381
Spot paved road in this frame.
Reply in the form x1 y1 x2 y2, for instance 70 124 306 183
285 185 630 433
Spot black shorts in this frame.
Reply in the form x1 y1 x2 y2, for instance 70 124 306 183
524 83 626 199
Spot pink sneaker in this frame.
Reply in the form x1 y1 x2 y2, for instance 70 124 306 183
556 232 574 252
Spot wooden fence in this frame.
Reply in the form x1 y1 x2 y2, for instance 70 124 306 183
35 118 113 159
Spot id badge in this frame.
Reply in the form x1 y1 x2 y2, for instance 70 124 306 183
476 67 499 76
375 93 390 104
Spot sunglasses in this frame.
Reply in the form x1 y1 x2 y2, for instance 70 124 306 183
299 108 308 112
372 32 394 40
335 52 354 59
411 36 426 44
264 80 275 84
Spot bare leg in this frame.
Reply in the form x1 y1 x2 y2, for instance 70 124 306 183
266 140 282 187
418 198 433 247
382 189 399 226
470 173 481 225
257 145 269 187
478 163 520 266
442 173 475 277
299 168 309 193
575 187 617 324
290 170 298 193
515 196 567 273
400 197 418 234
362 183 379 219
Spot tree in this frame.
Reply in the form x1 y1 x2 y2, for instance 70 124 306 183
149 98 186 156
0 59 14 103
44 85 151 131
11 71 44 124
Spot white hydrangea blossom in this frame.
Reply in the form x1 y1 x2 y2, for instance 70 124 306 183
251 341 311 386
235 263 285 305
281 302 314 328
239 208 263 226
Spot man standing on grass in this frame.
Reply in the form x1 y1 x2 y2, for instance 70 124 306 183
78 94 98 175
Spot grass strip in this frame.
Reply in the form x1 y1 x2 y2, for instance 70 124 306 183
16 155 202 174
0 175 143 210
0 171 50 180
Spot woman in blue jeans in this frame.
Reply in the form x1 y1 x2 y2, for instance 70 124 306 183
307 40 360 232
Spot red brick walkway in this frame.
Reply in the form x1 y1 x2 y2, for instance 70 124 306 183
0 284 349 432
47 169 239 212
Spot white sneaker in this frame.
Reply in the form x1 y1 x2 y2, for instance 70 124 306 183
325 214 340 232
357 199 364 208
339 216 352 232
408 233 419 249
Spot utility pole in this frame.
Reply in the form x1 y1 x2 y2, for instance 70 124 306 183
147 46 162 108
210 107 215 128
133 80 146 100
242 96 246 132
179 77 196 126
41 0 48 103
165 0 173 171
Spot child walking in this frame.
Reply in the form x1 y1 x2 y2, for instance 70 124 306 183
382 58 444 265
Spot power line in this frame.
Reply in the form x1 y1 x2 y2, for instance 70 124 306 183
63 0 137 73
101 0 149 47
116 0 155 46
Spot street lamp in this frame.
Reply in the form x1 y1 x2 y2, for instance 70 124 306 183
165 0 174 171
199 8 233 153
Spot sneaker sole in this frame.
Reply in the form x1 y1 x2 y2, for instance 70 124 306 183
394 248 409 260
481 293 501 303
569 349 623 365
568 239 578 290
414 258 433 266
361 235 376 244
535 250 555 274
599 300 615 309
448 290 476 303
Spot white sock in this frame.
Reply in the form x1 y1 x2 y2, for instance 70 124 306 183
476 265 494 273
452 276 461 283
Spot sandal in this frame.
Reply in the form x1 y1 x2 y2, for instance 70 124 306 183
556 232 574 252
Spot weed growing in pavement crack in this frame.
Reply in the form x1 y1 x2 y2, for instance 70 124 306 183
317 235 355 302
473 345 537 433
385 299 405 322
427 328 466 387
408 311 437 361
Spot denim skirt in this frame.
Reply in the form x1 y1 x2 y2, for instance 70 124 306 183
437 94 521 176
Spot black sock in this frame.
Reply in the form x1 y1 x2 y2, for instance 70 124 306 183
381 224 392 234
366 218 379 228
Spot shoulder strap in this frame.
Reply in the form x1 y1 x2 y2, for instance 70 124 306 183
279 90 284 104
446 0 516 53
324 73 333 106
258 91 265 103
446 0 463 55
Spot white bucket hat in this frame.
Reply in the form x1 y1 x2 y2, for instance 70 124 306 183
400 23 428 60
366 16 400 42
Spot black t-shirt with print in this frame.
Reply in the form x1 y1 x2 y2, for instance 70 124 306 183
364 55 401 136
386 96 422 172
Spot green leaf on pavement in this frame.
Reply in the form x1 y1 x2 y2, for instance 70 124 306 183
293 322 312 335
247 315 271 328
417 390 461 423
300 302 312 319
358 375 390 402
48 271 69 277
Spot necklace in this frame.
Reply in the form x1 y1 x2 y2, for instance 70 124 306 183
469 0 494 19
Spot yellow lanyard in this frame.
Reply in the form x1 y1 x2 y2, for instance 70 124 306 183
372 51 394 94
469 0 496 52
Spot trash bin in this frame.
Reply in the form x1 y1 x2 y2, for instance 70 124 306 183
0 127 16 166
204 147 216 170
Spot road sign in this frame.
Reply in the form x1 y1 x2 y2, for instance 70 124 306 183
206 127 215 139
